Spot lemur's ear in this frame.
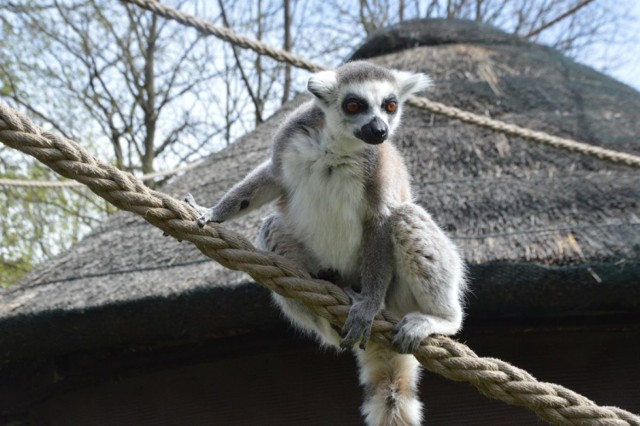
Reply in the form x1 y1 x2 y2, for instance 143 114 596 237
308 70 338 103
393 71 432 99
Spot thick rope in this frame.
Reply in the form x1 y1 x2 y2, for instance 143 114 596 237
120 0 640 169
122 0 325 73
406 97 640 168
0 177 83 188
2 104 639 425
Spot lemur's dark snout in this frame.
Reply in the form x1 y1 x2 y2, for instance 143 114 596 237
357 117 388 145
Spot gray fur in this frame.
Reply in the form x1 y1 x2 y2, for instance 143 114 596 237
336 61 396 86
274 102 325 143
185 161 279 226
185 61 464 426
271 102 324 179
341 214 394 350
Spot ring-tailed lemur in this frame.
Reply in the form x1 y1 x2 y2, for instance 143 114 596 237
186 61 467 426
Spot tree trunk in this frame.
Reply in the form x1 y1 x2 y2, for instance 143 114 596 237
281 0 292 105
255 0 264 126
142 14 158 180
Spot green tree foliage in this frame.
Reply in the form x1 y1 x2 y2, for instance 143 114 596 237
0 153 114 286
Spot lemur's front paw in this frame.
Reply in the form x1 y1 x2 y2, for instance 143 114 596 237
184 193 205 212
340 301 376 350
392 314 429 354
184 193 223 228
197 210 218 228
344 286 364 303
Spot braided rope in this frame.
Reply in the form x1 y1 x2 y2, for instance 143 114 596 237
122 0 325 73
407 97 640 168
2 103 639 425
0 177 83 188
120 0 640 169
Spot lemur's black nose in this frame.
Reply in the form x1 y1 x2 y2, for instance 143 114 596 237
371 120 388 138
357 117 388 145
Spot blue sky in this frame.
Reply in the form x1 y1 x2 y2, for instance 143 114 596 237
588 2 640 91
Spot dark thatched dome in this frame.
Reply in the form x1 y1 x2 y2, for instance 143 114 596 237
1 19 638 363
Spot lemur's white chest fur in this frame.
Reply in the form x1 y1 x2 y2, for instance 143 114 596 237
281 131 367 277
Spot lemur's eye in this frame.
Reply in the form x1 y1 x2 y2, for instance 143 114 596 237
385 100 398 113
345 101 361 114
342 95 367 114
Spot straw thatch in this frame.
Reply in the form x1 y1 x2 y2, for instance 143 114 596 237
1 19 638 362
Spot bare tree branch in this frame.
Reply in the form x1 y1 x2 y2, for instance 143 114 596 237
525 0 596 39
217 0 263 123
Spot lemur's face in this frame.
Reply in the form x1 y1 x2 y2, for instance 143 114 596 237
338 80 400 145
308 62 431 146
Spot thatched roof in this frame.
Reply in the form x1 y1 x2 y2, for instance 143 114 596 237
1 19 638 363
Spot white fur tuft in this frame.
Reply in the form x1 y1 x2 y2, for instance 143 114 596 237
393 71 432 98
362 393 423 426
307 70 338 102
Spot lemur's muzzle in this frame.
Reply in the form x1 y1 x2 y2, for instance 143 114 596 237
356 117 388 145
